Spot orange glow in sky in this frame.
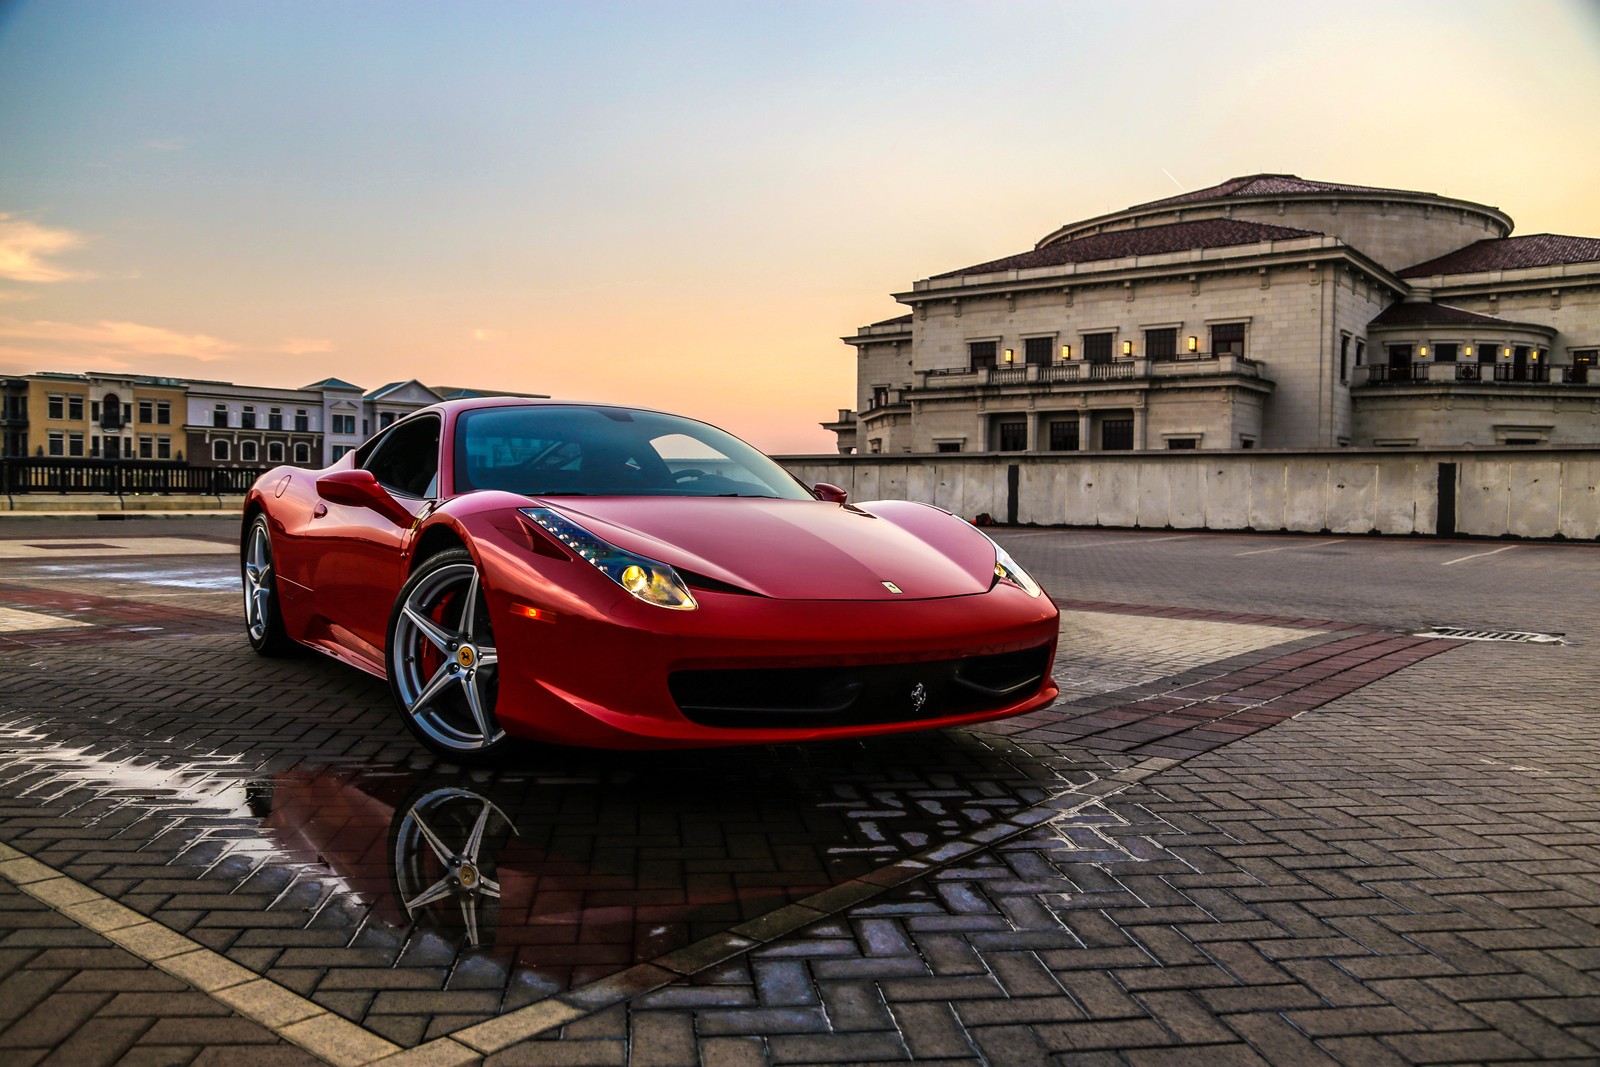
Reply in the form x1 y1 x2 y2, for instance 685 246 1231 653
2 1 1599 454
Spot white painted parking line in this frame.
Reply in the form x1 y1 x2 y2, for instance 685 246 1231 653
0 606 93 633
1011 533 1202 548
1441 545 1520 566
1234 539 1346 557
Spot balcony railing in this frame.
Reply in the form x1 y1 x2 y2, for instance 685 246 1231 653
922 354 1263 390
1 458 273 495
1360 362 1581 386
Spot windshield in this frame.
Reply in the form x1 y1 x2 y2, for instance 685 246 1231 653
453 405 813 499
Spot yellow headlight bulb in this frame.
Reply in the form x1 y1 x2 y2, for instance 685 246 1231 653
620 564 650 594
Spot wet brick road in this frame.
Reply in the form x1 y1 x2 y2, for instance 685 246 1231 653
0 518 1596 1066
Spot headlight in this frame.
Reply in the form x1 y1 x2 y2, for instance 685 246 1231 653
979 532 1043 598
520 507 697 610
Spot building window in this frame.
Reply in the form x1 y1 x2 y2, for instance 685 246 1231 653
1435 343 1459 363
138 399 154 423
332 444 355 460
157 400 171 425
997 420 1027 451
1211 322 1246 358
268 441 285 463
936 442 961 453
213 439 231 461
1240 437 1256 449
241 405 257 429
90 436 100 457
293 442 311 465
1101 418 1134 450
968 341 997 370
1166 437 1198 449
1570 350 1596 384
1083 332 1114 364
1340 335 1350 383
48 394 64 419
868 438 882 453
294 409 310 432
871 386 890 409
379 411 397 429
139 435 154 459
1024 337 1054 366
213 403 228 428
157 436 171 460
1355 339 1366 366
269 407 283 431
1048 419 1079 451
1145 328 1177 362
240 440 258 463
1387 344 1413 370
66 395 84 420
48 430 64 456
68 431 85 457
332 413 356 434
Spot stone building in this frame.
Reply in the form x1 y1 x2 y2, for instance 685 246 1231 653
828 175 1600 453
21 372 187 461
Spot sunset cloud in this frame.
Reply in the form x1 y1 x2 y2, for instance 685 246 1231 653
0 214 86 283
0 317 238 362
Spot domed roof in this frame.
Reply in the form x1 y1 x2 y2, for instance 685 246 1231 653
1131 173 1436 211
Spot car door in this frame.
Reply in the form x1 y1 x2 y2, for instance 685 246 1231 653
310 414 441 661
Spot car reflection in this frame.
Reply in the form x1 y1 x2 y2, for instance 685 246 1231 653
393 787 512 946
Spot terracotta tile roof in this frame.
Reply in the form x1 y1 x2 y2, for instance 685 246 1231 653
932 219 1321 279
1398 234 1600 277
1369 302 1512 327
869 313 914 327
1134 173 1433 210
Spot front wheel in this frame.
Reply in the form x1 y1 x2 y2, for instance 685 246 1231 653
386 549 509 761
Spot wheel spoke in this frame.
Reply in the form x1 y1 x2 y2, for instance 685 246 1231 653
409 661 457 716
253 588 270 626
460 569 482 641
409 810 455 867
461 672 494 740
477 875 501 899
463 801 493 861
403 873 456 914
403 606 456 653
460 894 481 945
475 645 497 668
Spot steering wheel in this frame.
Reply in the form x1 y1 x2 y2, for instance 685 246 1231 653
670 468 706 483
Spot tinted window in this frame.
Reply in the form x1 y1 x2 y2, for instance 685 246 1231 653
364 415 440 497
453 406 810 499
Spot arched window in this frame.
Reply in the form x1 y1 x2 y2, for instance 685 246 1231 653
240 440 258 463
268 442 284 463
213 439 230 462
293 442 311 465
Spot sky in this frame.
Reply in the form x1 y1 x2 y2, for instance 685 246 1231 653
2 0 1598 454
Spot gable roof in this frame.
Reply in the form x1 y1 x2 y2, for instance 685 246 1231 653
1398 234 1600 278
303 377 363 391
365 379 443 402
1133 173 1434 211
933 218 1321 279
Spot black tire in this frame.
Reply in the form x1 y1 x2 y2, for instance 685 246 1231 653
385 548 511 762
242 514 296 656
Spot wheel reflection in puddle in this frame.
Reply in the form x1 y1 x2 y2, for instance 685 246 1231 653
393 787 515 947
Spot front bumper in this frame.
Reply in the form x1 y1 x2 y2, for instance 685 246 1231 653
483 567 1059 749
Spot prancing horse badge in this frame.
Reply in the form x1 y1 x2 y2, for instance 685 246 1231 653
910 682 928 714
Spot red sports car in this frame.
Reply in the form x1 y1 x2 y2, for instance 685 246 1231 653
242 399 1059 758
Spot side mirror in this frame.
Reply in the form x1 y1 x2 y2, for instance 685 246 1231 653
813 482 848 504
316 469 414 526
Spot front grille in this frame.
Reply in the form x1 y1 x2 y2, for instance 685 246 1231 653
669 646 1052 729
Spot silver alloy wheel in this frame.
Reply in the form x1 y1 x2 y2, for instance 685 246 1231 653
393 787 510 946
243 520 273 643
392 561 504 752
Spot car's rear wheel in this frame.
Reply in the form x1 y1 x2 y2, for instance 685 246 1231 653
387 549 508 760
243 515 295 656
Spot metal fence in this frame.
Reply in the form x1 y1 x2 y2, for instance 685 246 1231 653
1 459 274 495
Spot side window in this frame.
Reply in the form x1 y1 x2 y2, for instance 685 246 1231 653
362 415 441 498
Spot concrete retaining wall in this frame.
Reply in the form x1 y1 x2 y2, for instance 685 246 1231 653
776 449 1600 540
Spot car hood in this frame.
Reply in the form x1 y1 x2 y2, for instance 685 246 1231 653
532 497 996 601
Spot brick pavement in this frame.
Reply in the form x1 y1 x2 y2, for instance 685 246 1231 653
0 522 1596 1064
